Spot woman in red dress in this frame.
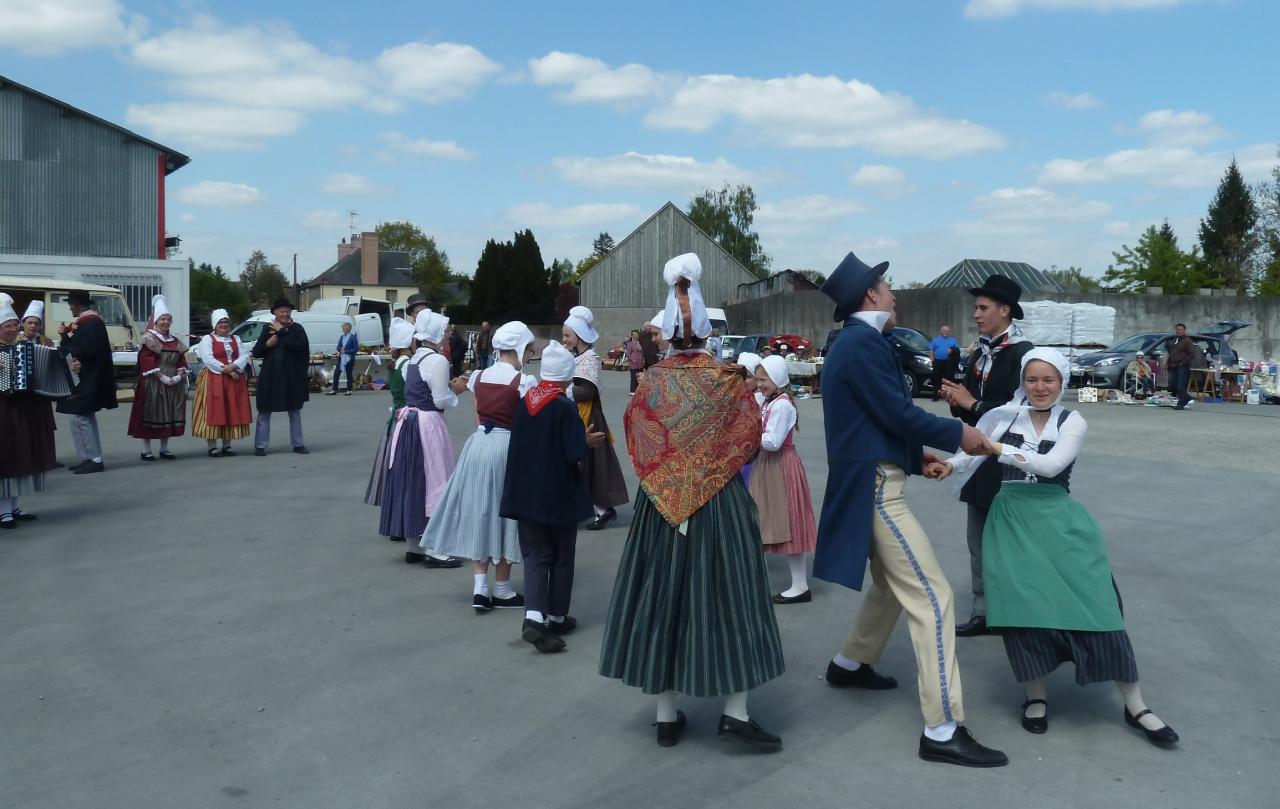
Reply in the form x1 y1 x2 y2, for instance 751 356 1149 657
192 308 252 457
127 294 188 460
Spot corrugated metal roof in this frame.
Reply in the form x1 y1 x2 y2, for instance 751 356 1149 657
925 258 1064 293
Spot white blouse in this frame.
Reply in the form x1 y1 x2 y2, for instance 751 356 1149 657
194 334 252 375
468 361 537 397
760 396 797 452
410 348 458 410
947 405 1087 479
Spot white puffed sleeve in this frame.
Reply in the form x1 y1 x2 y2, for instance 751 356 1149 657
422 353 458 410
194 335 222 372
760 397 796 452
997 410 1086 478
231 337 252 371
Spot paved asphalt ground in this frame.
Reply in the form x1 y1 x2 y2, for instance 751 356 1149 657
2 368 1277 808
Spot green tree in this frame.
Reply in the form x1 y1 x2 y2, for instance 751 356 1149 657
1198 159 1259 294
795 269 827 286
190 259 251 322
239 250 290 307
1103 225 1212 294
1043 265 1101 292
573 253 603 282
687 183 771 278
468 230 557 323
1256 150 1280 296
375 220 453 304
591 232 615 256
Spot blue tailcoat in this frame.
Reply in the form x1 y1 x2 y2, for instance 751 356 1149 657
813 318 964 591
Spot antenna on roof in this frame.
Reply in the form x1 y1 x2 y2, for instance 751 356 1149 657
348 210 359 237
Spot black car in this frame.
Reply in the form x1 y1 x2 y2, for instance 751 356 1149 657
1070 321 1249 388
823 326 935 397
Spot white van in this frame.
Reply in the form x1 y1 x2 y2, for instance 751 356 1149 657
0 275 143 371
231 311 384 356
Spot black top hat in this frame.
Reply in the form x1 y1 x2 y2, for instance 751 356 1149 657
66 289 94 307
269 297 296 312
820 252 891 323
405 292 429 311
968 275 1024 320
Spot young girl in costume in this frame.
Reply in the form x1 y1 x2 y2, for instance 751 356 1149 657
365 318 416 507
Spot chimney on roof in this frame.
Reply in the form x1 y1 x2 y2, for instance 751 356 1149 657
338 236 357 261
359 231 378 286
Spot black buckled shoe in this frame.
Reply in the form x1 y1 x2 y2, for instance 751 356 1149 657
825 660 898 690
404 551 425 564
423 555 463 568
1021 699 1049 734
547 616 577 634
955 615 991 637
585 508 617 531
717 715 782 751
655 710 687 748
521 619 566 653
11 509 36 522
918 727 1008 768
1125 708 1179 748
140 451 156 462
772 590 812 605
472 594 494 612
158 450 176 460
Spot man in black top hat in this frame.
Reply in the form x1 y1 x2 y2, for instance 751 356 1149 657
939 274 1032 637
252 298 310 455
404 293 430 321
57 288 118 474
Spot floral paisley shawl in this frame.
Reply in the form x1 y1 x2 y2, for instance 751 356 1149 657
624 351 761 526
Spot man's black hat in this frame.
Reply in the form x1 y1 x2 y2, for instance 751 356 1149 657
66 289 94 307
405 293 429 312
270 298 295 312
820 252 890 323
968 275 1024 320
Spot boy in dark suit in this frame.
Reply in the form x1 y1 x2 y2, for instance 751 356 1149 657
500 340 603 653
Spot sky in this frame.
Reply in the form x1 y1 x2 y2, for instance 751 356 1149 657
3 0 1278 287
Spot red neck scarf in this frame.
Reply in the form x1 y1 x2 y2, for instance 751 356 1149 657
524 380 566 416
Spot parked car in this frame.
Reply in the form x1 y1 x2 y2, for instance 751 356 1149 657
822 326 935 397
735 334 772 358
1069 321 1250 388
720 334 746 361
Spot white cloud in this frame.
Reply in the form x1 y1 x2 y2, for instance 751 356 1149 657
322 173 391 196
1044 90 1103 110
757 195 867 224
645 73 1006 158
375 42 501 103
175 180 265 208
376 132 472 161
1134 109 1227 146
528 51 669 104
125 102 304 149
300 210 348 230
1039 142 1276 188
0 0 143 55
965 0 1187 18
849 164 915 196
504 202 642 229
971 186 1110 221
1103 221 1134 236
552 152 754 191
178 212 196 223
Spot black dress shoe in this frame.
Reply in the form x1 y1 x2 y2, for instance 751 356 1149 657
0 514 15 529
1021 699 1049 734
918 726 1009 768
388 535 407 543
521 619 566 653
825 660 898 690
585 508 617 531
293 446 310 454
547 616 578 634
492 593 526 609
11 509 37 522
1125 708 1179 747
140 451 156 462
956 615 991 637
254 448 266 457
423 555 463 569
221 448 236 457
158 450 176 460
72 460 104 474
68 460 87 472
655 710 687 748
404 551 425 564
472 594 493 612
717 715 782 750
207 447 222 458
772 590 812 605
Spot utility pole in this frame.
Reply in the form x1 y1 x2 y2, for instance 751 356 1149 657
292 253 299 307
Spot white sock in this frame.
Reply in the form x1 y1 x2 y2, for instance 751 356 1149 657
656 691 677 723
548 615 564 623
91 456 103 463
0 497 14 515
473 574 489 597
160 438 169 452
723 691 749 722
493 579 515 599
924 721 957 742
781 554 809 597
525 610 545 623
594 505 607 517
207 439 217 449
143 439 152 453
221 439 231 449
833 653 861 672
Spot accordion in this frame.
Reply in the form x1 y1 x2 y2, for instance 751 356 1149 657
0 341 77 399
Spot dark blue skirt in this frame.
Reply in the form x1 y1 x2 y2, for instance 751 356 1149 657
378 411 426 539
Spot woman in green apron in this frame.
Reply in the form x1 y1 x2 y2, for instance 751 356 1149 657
932 347 1177 748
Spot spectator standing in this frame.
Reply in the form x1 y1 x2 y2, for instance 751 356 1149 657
929 325 960 401
625 329 645 395
327 322 358 395
475 321 494 371
448 325 466 377
1166 324 1194 410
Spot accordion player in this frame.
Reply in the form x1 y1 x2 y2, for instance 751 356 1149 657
0 341 77 400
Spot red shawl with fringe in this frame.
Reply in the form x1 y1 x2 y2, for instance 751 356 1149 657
624 352 761 526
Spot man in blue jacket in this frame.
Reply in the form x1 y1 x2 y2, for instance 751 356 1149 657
327 322 359 395
813 252 1007 768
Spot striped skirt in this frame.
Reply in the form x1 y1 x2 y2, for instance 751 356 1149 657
378 410 454 540
1002 580 1139 684
191 371 251 440
363 418 393 507
598 477 785 698
748 446 818 555
420 427 521 564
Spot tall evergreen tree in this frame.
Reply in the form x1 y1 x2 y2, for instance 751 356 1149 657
1198 159 1259 294
468 230 557 323
1158 219 1177 244
591 232 616 256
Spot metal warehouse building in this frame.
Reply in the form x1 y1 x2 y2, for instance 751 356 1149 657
0 75 191 336
578 202 758 350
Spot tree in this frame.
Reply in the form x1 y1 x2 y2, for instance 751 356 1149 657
1255 149 1280 296
591 232 615 256
468 230 558 324
190 259 251 322
1157 219 1177 245
687 183 771 278
1043 265 1101 292
375 220 453 305
573 253 603 282
795 269 827 287
1198 159 1259 294
1103 225 1213 294
239 250 290 307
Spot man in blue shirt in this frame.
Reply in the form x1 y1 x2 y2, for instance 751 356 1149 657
928 325 960 401
327 322 359 395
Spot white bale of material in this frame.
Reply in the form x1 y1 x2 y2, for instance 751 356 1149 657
1017 300 1074 346
1070 302 1116 347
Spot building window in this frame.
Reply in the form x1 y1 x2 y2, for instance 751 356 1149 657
82 274 164 327
342 288 355 296
386 289 398 302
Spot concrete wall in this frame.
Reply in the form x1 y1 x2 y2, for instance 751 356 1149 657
725 288 1280 360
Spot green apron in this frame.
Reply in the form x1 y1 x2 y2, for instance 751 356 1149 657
984 482 1124 632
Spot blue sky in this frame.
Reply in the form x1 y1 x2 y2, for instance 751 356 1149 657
4 0 1278 287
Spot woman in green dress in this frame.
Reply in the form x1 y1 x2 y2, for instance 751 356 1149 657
365 318 415 507
931 347 1177 748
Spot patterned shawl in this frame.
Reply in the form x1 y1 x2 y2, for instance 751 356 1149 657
624 351 761 526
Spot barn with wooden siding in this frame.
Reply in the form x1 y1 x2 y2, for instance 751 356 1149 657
579 202 758 350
